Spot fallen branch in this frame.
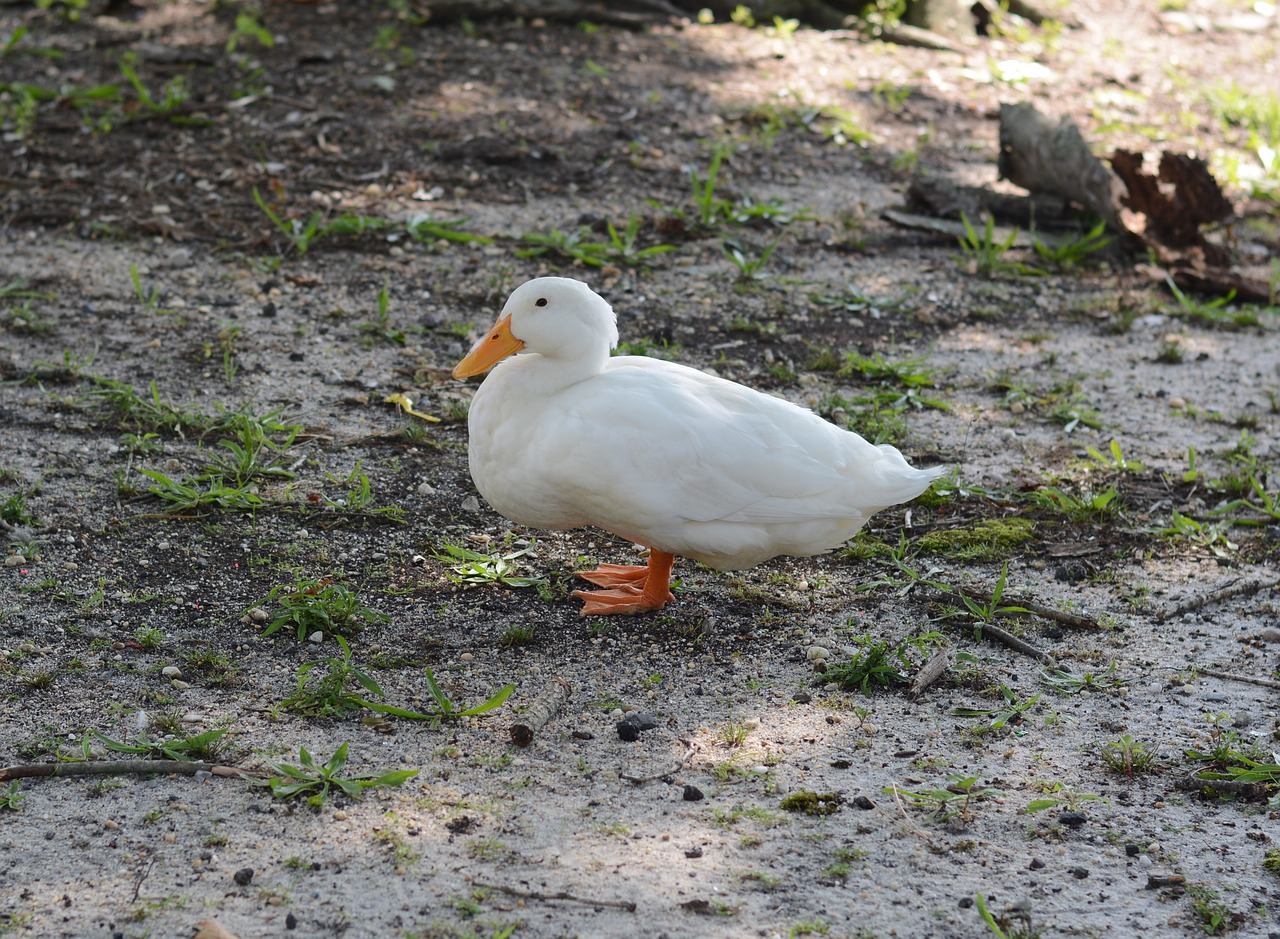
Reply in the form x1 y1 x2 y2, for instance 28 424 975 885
0 760 255 783
964 620 1053 664
1156 577 1280 621
472 881 636 913
1196 667 1280 691
920 585 1054 664
510 677 573 747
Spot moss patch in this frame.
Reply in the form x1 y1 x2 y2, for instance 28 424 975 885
781 792 844 816
918 518 1035 561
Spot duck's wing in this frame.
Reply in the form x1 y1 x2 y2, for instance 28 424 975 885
540 358 937 532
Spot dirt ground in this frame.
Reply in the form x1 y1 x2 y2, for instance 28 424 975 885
1 2 1279 938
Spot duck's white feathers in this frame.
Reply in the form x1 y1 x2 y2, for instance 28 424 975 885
466 343 943 571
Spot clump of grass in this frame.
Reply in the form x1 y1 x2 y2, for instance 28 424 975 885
253 577 388 641
1100 735 1159 778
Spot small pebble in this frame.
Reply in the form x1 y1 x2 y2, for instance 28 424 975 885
286 912 298 930
852 795 875 810
682 785 704 802
307 631 324 644
233 868 254 886
616 718 641 742
806 646 831 662
1125 843 1141 857
1260 627 1280 643
792 691 812 704
460 652 474 662
3 555 26 568
1071 867 1090 879
1168 396 1186 410
161 666 181 679
684 845 703 858
248 607 268 623
1029 858 1045 870
103 819 119 830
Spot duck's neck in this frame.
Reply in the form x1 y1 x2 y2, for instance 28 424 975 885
496 347 610 395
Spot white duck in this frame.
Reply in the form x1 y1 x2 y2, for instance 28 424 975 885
452 277 944 615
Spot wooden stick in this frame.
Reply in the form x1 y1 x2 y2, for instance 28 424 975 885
958 587 1101 631
510 677 573 748
1197 667 1280 691
0 760 254 782
472 881 636 913
907 649 952 701
1157 577 1280 621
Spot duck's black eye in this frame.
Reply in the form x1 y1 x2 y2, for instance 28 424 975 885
535 297 548 307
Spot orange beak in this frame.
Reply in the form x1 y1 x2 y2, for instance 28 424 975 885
452 313 525 379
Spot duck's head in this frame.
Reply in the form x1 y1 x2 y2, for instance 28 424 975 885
452 277 619 379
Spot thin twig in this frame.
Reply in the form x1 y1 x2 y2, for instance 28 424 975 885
1197 667 1280 691
1156 577 1280 621
907 649 952 701
0 760 256 782
619 742 696 784
510 677 572 748
472 881 636 913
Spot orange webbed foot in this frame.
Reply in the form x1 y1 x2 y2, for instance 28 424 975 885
572 550 677 616
575 563 649 588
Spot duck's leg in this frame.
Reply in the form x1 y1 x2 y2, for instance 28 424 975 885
572 550 676 615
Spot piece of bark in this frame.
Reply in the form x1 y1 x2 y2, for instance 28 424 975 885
907 648 951 701
997 102 1124 229
1112 150 1233 262
510 677 572 747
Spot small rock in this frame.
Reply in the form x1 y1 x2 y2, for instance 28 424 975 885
3 555 26 568
792 691 812 704
171 680 191 690
233 867 254 886
461 496 481 513
161 666 182 679
1125 843 1141 857
616 718 642 742
247 607 268 623
632 714 659 731
1260 627 1280 643
682 785 704 802
830 758 852 769
1071 866 1089 879
684 845 703 858
1168 396 1186 410
104 819 119 830
286 912 298 930
1029 858 1045 870
806 646 831 662
307 631 325 644
743 717 761 730
1059 811 1088 829
571 730 594 740
852 795 875 810
459 652 474 662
